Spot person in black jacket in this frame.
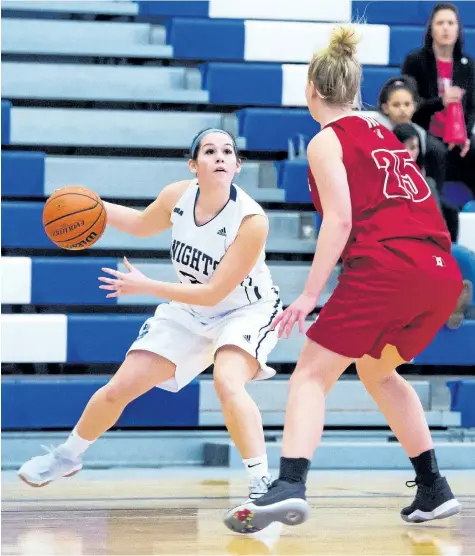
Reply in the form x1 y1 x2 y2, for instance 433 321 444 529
402 2 475 196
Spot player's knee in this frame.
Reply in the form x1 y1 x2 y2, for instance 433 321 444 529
290 362 331 393
213 371 244 403
357 365 395 391
99 382 132 406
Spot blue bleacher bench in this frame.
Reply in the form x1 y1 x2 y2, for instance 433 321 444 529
201 63 395 108
446 379 475 428
1 313 474 366
1 100 12 145
237 108 318 152
2 376 199 429
1 151 45 197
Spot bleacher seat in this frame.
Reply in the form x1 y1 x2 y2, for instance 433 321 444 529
1 151 45 197
451 245 475 305
167 18 391 65
2 18 172 58
237 108 318 151
276 160 310 203
139 0 351 23
1 100 12 145
2 63 209 104
2 376 199 429
413 321 475 366
9 107 235 148
1 202 315 253
1 154 282 203
2 0 138 16
446 379 475 428
2 313 474 365
0 257 339 308
352 1 475 26
201 63 395 108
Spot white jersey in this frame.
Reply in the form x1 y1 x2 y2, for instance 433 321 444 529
168 179 279 319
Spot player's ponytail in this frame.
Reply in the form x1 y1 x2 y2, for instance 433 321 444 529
307 24 362 108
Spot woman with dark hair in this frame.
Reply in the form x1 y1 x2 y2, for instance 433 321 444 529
402 2 475 195
18 129 281 500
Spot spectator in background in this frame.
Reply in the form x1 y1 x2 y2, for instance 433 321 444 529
393 122 459 242
375 77 459 241
376 76 447 195
402 2 475 196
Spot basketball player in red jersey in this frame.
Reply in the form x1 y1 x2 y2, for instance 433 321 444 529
224 25 463 534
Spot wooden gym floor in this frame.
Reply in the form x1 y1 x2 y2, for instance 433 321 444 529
2 468 475 555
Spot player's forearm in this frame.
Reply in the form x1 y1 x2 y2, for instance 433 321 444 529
103 201 144 236
149 281 219 306
303 216 351 300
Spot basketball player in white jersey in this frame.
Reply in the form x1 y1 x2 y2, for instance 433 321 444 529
18 129 282 501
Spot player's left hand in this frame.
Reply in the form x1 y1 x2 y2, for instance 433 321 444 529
99 257 154 298
271 292 318 339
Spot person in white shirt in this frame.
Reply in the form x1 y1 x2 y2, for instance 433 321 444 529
18 129 282 500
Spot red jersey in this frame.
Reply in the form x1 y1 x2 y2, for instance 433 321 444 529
308 114 451 262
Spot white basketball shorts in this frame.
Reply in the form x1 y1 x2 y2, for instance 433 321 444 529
127 298 282 392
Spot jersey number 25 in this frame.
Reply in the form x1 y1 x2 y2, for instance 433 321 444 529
372 149 432 203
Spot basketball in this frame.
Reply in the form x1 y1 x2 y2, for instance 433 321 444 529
43 186 106 250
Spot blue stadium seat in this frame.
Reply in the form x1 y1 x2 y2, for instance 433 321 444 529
1 151 45 197
2 376 199 429
167 18 244 60
451 245 475 304
413 321 475 365
390 27 475 65
2 100 12 145
200 63 282 106
352 1 421 25
237 108 318 151
31 258 117 305
137 0 208 18
446 379 475 428
276 160 310 203
2 202 53 249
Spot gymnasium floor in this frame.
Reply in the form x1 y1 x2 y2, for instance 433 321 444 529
2 468 475 555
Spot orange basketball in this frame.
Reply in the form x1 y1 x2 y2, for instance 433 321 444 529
43 186 106 250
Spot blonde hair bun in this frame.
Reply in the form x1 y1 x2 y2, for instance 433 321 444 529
328 25 359 58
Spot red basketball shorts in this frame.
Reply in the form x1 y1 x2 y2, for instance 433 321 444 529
307 239 463 361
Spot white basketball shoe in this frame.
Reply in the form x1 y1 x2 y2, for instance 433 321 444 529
18 445 83 487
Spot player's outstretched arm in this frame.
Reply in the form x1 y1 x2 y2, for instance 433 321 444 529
98 214 269 306
103 180 190 237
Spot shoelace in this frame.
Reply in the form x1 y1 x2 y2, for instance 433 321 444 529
249 475 272 500
405 479 434 495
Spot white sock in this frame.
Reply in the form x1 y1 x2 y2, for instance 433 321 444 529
243 454 269 478
61 428 94 458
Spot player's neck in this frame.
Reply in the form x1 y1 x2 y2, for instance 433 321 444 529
318 106 354 128
195 182 231 216
433 43 454 62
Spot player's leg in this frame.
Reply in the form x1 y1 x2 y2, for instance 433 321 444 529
224 339 352 533
18 350 176 487
214 345 271 499
357 344 461 523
